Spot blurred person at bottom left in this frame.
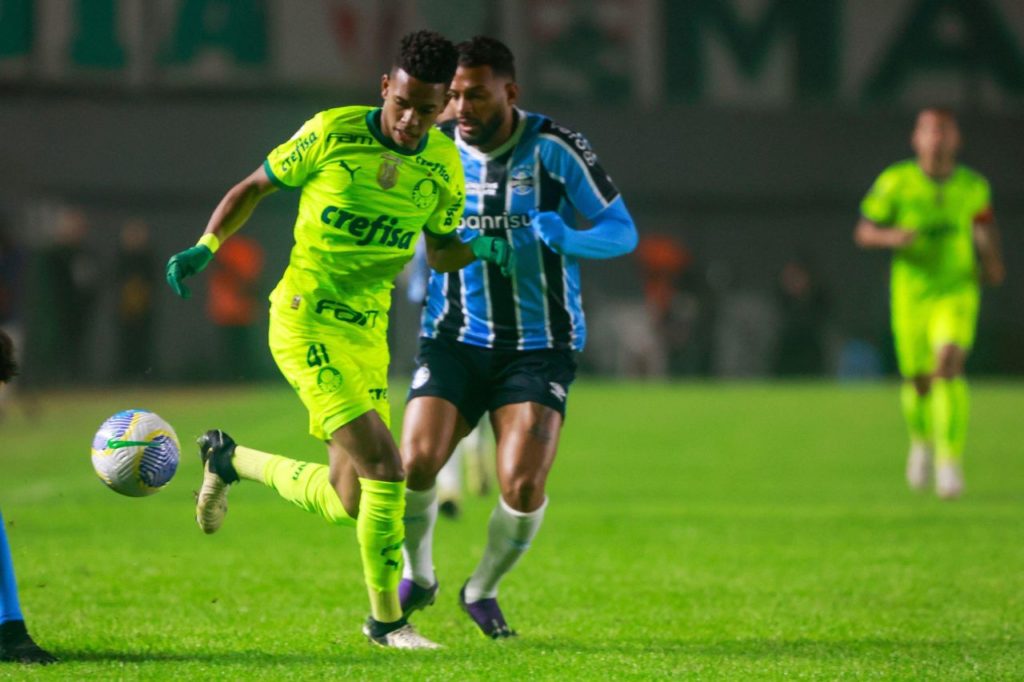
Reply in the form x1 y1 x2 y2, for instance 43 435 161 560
0 330 57 665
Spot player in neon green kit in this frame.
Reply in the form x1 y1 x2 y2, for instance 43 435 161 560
856 108 1004 499
165 31 514 649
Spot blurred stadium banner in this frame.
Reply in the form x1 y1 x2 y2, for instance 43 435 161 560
1 0 1022 109
1 0 1022 384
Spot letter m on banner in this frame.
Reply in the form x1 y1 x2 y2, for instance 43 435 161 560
664 0 840 102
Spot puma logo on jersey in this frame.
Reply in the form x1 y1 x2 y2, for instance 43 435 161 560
320 206 416 249
338 160 360 181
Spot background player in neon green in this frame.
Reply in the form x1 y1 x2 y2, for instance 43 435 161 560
855 108 1005 500
165 31 513 650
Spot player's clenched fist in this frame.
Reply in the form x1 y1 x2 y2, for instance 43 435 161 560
166 243 214 299
471 236 515 277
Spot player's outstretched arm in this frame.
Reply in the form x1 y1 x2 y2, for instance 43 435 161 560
973 216 1005 286
166 166 278 298
853 217 916 250
529 198 637 259
423 231 515 277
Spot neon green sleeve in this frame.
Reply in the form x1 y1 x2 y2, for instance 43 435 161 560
975 176 993 218
424 147 465 237
860 167 900 225
263 113 326 189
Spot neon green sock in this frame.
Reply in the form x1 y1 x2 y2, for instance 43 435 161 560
357 478 405 623
932 377 969 463
899 380 932 445
233 446 354 527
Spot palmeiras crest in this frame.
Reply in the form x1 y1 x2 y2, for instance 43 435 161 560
412 178 440 208
377 153 403 189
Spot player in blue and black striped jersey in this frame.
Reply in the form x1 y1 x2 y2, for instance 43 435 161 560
0 331 56 664
399 36 637 638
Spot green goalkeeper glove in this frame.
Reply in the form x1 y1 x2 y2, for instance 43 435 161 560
470 236 516 277
166 234 219 299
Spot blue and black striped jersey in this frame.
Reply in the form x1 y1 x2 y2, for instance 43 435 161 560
420 109 620 351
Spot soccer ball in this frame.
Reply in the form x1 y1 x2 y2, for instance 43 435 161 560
91 409 180 497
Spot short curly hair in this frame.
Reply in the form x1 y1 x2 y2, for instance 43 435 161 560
457 36 516 79
0 330 17 384
394 30 458 84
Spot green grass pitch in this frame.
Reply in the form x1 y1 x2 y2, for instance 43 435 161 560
1 381 1022 680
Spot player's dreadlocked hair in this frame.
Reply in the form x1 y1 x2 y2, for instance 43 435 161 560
0 330 17 384
457 36 516 79
395 30 458 84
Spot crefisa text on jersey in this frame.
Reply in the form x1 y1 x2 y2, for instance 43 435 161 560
413 156 452 183
279 131 319 174
319 206 416 249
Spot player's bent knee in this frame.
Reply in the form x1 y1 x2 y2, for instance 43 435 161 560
400 434 439 465
934 346 966 379
912 375 931 396
353 442 405 479
401 432 451 482
404 455 442 490
502 475 545 513
364 460 406 483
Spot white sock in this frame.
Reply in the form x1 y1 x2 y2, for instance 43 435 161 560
402 486 438 587
464 496 547 602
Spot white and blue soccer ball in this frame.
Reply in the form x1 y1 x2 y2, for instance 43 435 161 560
91 409 180 497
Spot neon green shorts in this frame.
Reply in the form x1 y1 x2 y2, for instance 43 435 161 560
891 285 979 378
268 306 391 441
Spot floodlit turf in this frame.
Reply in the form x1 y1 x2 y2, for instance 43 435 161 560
1 381 1022 680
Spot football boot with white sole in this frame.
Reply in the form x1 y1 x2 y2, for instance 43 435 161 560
195 429 239 534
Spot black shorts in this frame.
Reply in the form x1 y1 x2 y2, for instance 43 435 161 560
406 336 578 428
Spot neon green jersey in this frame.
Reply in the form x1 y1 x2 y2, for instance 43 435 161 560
263 106 464 316
860 160 991 295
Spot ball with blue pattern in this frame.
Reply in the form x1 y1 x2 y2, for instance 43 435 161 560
91 409 180 497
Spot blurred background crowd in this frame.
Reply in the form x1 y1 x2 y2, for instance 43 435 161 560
0 0 1021 388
